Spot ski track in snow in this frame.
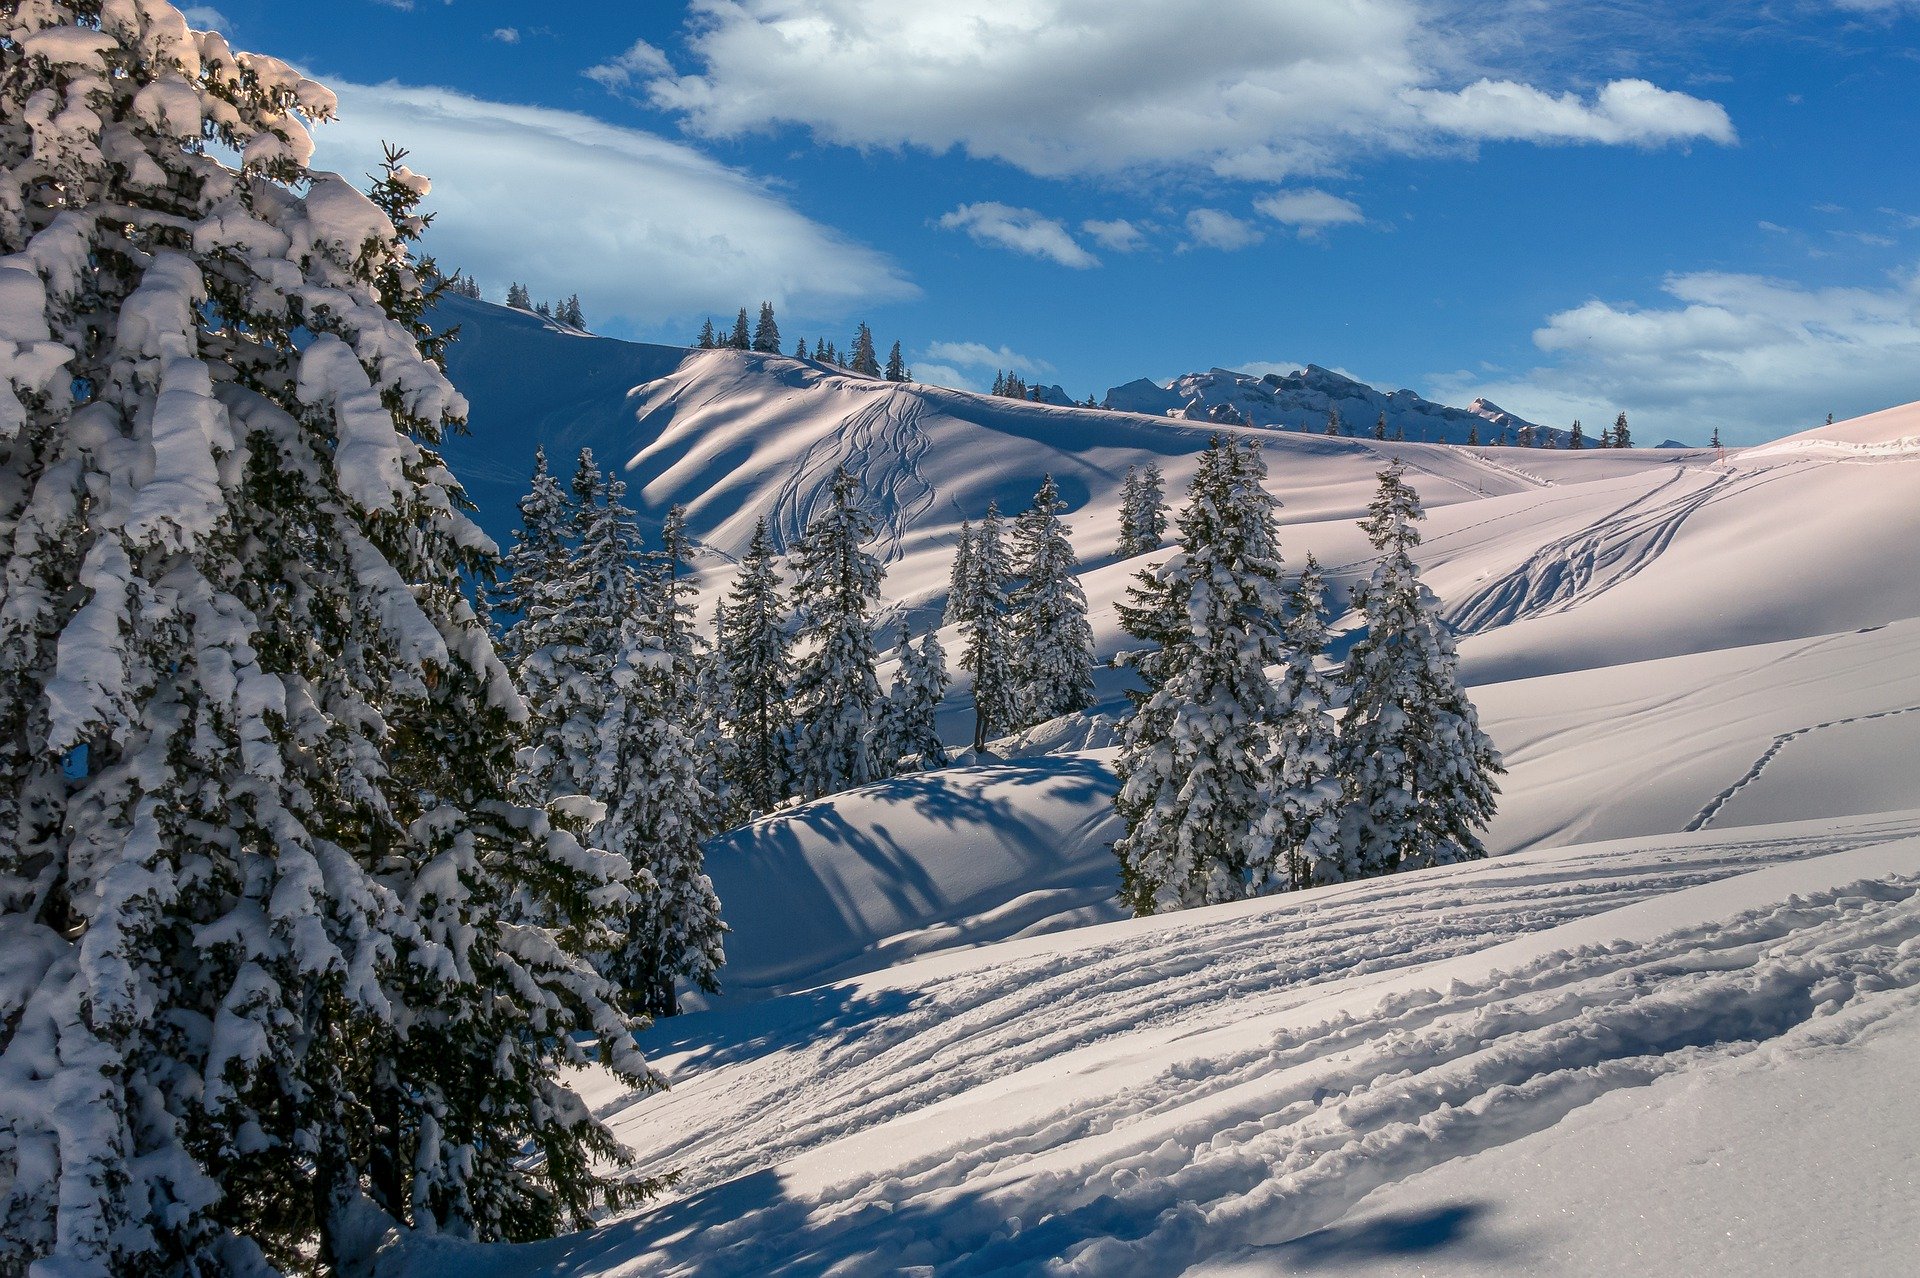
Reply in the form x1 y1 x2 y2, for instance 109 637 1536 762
1444 461 1813 634
1686 703 1920 833
767 384 937 563
535 819 1920 1277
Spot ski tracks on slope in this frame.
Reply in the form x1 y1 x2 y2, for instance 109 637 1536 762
1444 462 1812 634
767 386 938 562
1686 701 1920 832
598 823 1920 1275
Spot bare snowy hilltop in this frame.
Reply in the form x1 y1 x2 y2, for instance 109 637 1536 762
410 296 1920 1274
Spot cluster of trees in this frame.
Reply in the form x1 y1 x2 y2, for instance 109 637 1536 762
945 478 1099 749
1112 441 1503 915
505 281 587 328
0 12 653 1274
697 305 913 382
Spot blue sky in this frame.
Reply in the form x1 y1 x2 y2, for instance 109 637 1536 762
199 1 1920 443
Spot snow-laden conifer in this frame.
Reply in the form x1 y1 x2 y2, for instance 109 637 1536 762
721 519 793 817
596 512 726 1016
885 340 908 382
957 500 1016 751
729 307 750 350
752 300 780 354
1262 554 1347 888
786 468 885 799
876 624 949 774
944 519 975 623
848 322 881 376
1334 463 1503 876
0 9 652 1270
1117 461 1167 557
1112 438 1294 914
1010 475 1094 727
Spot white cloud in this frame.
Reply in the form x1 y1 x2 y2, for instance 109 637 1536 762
937 202 1098 268
586 39 675 90
1406 78 1734 147
1183 208 1265 252
641 0 1733 181
490 27 520 44
921 340 1054 375
1437 266 1920 444
1255 188 1365 234
1082 218 1147 252
312 81 914 329
913 363 983 393
180 5 229 32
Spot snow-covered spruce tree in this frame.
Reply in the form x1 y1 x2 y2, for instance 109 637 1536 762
1612 411 1632 449
786 467 885 799
728 306 750 350
0 10 652 1273
751 300 779 354
1010 475 1094 728
848 321 880 376
884 340 907 382
1334 462 1503 877
1261 554 1346 888
943 518 975 624
505 280 531 309
693 600 738 828
720 518 792 817
493 444 568 671
697 317 715 348
1112 438 1294 914
957 499 1016 752
875 624 947 774
1117 461 1167 557
595 509 725 1018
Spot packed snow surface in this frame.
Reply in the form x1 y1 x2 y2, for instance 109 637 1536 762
399 814 1920 1276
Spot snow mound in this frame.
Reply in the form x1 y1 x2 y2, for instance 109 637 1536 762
1739 399 1920 458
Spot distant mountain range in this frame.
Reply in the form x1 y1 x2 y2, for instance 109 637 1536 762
1105 364 1552 445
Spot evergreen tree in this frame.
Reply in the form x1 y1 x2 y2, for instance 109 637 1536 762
558 293 585 328
1466 423 1480 446
1374 411 1388 440
720 519 794 817
1010 476 1095 727
1118 461 1168 557
885 340 909 382
825 341 840 365
877 626 949 774
729 307 751 350
1112 439 1294 913
1261 556 1346 888
991 370 1006 396
1334 463 1504 878
1392 421 1406 442
813 337 829 361
596 513 725 1018
534 299 552 318
1710 426 1722 449
1612 411 1632 449
1569 419 1585 449
1325 407 1340 435
0 21 651 1273
697 317 716 348
849 322 881 376
1516 424 1536 448
507 280 532 308
945 520 977 624
956 501 1017 751
495 446 569 671
786 469 886 798
752 300 781 353
794 337 808 358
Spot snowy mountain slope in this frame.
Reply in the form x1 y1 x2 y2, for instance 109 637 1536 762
395 816 1920 1277
1106 363 1548 445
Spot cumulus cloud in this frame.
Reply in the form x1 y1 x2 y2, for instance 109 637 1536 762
490 27 520 44
312 81 914 330
1183 208 1265 252
1437 266 1920 444
937 203 1099 268
1082 218 1147 252
638 0 1734 181
921 340 1054 375
586 39 675 90
1256 189 1365 234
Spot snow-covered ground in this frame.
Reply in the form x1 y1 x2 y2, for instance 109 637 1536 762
408 299 1920 1275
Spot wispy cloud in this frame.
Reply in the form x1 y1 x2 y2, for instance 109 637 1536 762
1182 208 1264 252
937 202 1099 268
313 81 915 331
1255 188 1365 236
